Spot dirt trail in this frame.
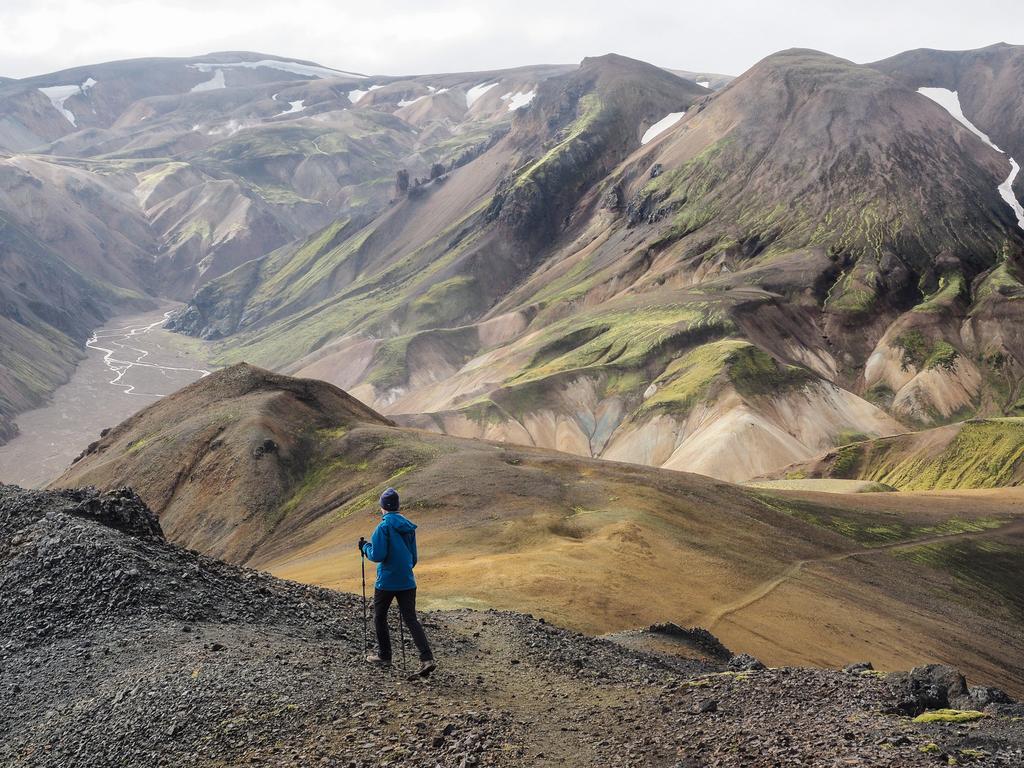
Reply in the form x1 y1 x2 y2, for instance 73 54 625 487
707 518 1024 629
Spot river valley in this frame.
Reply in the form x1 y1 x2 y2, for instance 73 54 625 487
0 306 211 488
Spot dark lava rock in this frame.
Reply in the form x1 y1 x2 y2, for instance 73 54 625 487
647 623 733 661
0 484 162 541
728 653 766 672
889 664 970 715
952 685 1014 710
252 438 278 459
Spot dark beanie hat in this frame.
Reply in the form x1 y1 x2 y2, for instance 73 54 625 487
380 487 400 512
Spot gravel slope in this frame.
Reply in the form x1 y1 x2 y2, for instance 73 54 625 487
2 484 1023 767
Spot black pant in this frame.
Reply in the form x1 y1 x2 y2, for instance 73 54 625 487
373 588 433 662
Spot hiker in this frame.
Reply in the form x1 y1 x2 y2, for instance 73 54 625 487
358 487 436 676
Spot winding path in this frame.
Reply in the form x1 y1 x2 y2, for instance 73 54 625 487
86 310 211 396
707 517 1024 629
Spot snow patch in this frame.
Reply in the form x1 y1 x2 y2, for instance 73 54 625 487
191 59 362 80
503 89 536 111
38 78 96 127
206 119 250 137
398 95 427 108
465 82 499 108
641 112 685 145
919 87 1024 231
697 80 710 89
347 84 383 104
190 69 226 92
278 100 305 116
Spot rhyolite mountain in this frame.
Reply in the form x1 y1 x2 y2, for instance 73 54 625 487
4 45 1024 486
0 51 582 442
168 47 1024 482
54 363 1024 691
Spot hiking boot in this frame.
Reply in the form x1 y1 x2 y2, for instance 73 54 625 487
365 654 391 666
417 659 437 677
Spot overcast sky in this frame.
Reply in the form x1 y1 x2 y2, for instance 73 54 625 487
1 0 1021 79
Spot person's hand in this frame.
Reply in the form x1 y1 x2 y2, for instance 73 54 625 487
358 536 367 553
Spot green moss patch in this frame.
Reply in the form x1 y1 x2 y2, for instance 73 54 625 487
915 272 966 313
896 538 1024 616
913 709 987 724
867 419 1024 490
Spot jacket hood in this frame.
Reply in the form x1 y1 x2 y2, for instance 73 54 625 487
382 512 417 532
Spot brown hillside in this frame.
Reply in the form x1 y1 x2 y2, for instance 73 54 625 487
59 363 388 560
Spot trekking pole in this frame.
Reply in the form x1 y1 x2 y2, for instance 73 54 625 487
399 611 408 674
360 551 367 655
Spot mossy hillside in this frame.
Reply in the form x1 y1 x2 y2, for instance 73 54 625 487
425 124 505 164
275 428 446 528
0 318 84 407
639 340 750 415
897 537 1024 617
199 110 412 169
192 111 417 217
363 336 412 391
469 318 813 427
915 272 966 313
133 161 190 201
640 340 813 415
512 93 605 193
862 419 1024 490
638 137 930 291
512 303 733 387
728 344 814 397
496 93 616 245
754 491 1009 547
407 275 479 330
637 137 734 246
524 240 623 309
973 257 1024 305
248 218 360 307
628 53 1015 321
210 204 491 370
249 183 320 206
892 330 960 372
172 218 213 246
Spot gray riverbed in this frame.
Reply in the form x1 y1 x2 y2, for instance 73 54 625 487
0 306 211 488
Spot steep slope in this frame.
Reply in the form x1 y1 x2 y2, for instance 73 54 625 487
870 42 1024 162
54 364 1024 690
5 484 1024 767
172 49 1024 482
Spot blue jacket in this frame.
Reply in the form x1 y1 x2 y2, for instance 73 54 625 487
361 512 418 591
